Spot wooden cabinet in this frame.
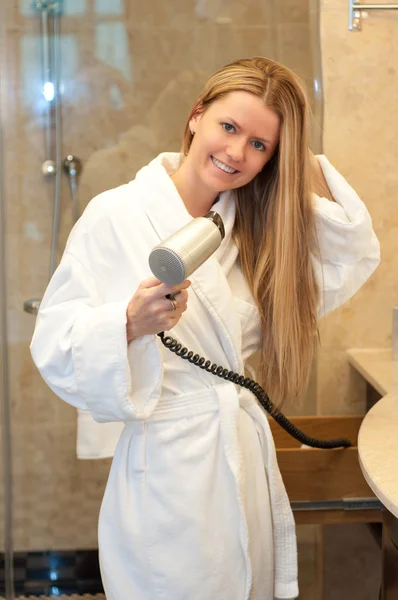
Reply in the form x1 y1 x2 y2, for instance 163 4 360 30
269 415 382 524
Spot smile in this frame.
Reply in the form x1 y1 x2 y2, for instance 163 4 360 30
211 156 238 174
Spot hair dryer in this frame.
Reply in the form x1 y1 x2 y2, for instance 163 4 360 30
148 211 225 286
148 209 352 450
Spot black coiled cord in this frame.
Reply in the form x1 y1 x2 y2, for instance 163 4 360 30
157 331 352 449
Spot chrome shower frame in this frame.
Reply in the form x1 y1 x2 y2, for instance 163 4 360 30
0 10 14 598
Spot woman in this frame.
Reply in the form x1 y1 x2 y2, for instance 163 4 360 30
30 57 380 600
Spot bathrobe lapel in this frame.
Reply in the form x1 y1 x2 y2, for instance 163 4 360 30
134 153 243 375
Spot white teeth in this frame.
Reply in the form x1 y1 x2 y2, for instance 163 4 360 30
211 156 237 174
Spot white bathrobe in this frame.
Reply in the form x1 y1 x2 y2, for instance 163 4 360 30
30 153 380 600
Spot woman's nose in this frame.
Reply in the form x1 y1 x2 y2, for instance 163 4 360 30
226 140 245 163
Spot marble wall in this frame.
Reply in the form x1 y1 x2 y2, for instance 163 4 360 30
317 0 398 414
0 0 320 551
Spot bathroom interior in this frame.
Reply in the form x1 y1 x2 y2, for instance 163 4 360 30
0 0 397 598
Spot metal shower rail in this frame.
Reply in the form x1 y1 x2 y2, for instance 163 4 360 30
349 0 398 30
35 0 63 278
24 1 82 316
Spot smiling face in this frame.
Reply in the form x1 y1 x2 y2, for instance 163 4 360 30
187 91 280 195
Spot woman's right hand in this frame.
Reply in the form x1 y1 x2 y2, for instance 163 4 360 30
126 276 191 343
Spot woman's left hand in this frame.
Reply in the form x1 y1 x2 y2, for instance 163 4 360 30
309 151 336 202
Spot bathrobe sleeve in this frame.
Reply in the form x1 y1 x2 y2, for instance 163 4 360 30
313 155 380 318
30 194 164 423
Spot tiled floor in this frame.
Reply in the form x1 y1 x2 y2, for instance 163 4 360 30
0 550 103 597
323 522 382 599
0 596 105 599
0 524 382 599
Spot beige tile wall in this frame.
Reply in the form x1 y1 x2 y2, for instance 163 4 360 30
318 0 398 414
1 1 320 551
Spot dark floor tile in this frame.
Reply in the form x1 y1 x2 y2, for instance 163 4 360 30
323 522 382 600
77 579 105 594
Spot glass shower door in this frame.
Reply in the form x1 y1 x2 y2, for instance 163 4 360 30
0 1 323 598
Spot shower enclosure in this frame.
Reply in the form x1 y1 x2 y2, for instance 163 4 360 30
0 1 323 597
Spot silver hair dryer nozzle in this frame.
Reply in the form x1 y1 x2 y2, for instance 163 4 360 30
148 211 225 286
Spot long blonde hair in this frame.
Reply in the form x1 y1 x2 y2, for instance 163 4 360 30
182 57 320 406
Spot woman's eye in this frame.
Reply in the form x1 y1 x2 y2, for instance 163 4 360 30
222 122 235 133
251 140 266 151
